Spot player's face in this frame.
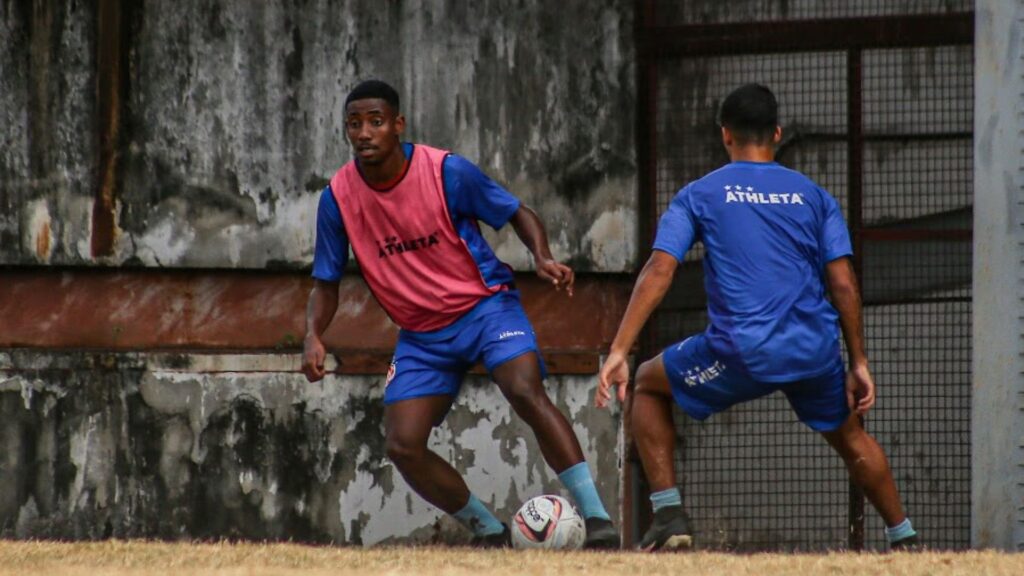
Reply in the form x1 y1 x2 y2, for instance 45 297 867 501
345 98 405 166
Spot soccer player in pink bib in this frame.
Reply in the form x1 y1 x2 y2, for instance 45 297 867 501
302 80 618 549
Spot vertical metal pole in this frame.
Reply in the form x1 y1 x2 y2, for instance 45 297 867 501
625 0 658 548
92 0 127 257
846 47 867 552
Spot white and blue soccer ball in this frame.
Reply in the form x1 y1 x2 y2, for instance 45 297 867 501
511 495 586 550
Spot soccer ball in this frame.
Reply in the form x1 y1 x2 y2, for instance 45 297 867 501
510 495 586 550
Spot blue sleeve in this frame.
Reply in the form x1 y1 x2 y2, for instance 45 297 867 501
311 186 349 281
820 190 852 262
442 154 521 230
652 186 698 262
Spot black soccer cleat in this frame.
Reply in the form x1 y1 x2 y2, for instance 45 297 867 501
583 517 621 550
890 534 922 552
638 505 693 552
469 523 512 548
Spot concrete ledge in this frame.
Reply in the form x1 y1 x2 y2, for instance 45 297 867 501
0 350 602 375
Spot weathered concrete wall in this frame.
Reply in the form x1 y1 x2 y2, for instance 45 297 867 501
971 0 1024 551
0 351 620 544
0 1 98 263
0 0 633 545
1 0 636 272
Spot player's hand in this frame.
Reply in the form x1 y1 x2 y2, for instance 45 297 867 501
846 362 875 415
596 351 629 408
536 258 575 297
302 334 327 382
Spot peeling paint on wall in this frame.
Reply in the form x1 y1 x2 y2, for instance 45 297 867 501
0 352 620 544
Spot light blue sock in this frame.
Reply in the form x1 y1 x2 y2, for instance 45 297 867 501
453 493 505 536
558 462 611 521
650 487 682 512
885 518 917 543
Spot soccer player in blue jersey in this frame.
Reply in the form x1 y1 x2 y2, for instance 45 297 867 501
303 80 619 548
597 84 917 551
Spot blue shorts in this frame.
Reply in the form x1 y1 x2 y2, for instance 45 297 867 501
383 291 546 405
662 333 849 432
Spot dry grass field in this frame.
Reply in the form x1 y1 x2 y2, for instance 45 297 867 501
0 540 1021 576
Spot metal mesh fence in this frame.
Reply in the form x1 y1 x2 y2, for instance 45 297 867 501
646 8 972 552
654 51 851 550
652 0 973 25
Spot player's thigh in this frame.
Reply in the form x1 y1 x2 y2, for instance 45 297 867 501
635 354 675 397
661 334 768 420
491 351 545 398
384 394 457 452
782 363 850 433
819 412 868 459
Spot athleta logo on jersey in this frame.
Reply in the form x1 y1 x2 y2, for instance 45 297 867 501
498 330 526 340
682 360 726 387
376 231 441 258
724 185 804 205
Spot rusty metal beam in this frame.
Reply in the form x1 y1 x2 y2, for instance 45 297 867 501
639 13 973 58
91 0 127 257
0 270 630 362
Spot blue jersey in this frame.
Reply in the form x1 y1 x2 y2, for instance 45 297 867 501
653 161 852 381
313 142 521 337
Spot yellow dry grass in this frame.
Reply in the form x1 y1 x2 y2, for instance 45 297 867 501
0 540 1020 576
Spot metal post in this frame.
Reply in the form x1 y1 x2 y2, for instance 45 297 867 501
846 47 866 552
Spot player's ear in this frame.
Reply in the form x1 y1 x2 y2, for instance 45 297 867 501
721 126 732 148
771 125 782 145
394 113 406 136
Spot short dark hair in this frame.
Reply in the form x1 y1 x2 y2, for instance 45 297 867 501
717 84 778 145
345 80 400 112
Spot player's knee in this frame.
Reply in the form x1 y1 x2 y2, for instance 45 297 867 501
385 435 425 468
501 377 550 417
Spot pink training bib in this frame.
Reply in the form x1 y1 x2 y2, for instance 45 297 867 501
329 144 503 332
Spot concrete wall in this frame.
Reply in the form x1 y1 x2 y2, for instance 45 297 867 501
0 0 635 545
0 351 621 543
971 0 1024 551
1 0 636 272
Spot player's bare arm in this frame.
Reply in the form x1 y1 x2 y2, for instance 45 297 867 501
825 256 875 415
302 279 340 382
597 250 678 408
509 204 575 296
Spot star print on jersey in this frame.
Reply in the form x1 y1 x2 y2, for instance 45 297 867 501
681 360 726 387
